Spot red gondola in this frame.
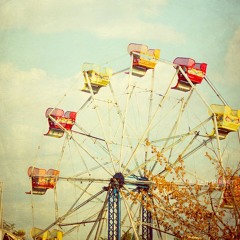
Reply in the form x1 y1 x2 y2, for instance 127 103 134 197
172 57 207 92
26 166 60 195
44 108 77 138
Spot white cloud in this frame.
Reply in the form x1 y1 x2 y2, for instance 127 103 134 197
0 63 76 113
0 64 50 116
0 63 70 166
0 0 184 43
0 63 75 231
94 20 184 42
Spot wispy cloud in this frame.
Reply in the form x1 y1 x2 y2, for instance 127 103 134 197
0 63 69 170
94 20 184 42
0 0 184 43
0 63 72 230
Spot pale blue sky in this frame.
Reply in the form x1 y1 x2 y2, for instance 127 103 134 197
0 0 240 238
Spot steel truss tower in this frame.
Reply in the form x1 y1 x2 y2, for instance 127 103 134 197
107 173 123 240
107 173 153 240
142 192 153 240
108 187 121 240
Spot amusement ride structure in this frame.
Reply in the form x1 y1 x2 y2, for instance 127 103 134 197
26 43 240 239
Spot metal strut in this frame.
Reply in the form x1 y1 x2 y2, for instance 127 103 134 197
107 173 124 240
142 192 153 240
108 187 121 240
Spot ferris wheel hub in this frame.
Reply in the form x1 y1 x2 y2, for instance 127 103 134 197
111 172 125 189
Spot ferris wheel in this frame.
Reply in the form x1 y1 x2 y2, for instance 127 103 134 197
27 43 240 240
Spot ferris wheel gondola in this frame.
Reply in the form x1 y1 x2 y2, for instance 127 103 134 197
172 57 207 92
44 108 77 138
26 167 60 195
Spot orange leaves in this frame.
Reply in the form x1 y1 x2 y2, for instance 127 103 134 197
193 183 202 195
124 143 240 238
145 138 151 147
174 166 182 175
205 152 213 161
164 164 172 172
219 175 240 209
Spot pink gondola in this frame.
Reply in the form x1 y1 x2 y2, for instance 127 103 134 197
172 57 207 92
44 108 77 138
26 166 60 195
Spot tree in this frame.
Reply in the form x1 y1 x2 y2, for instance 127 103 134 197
126 143 240 239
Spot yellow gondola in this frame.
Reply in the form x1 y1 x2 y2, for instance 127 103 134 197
209 104 240 139
31 227 63 240
127 43 160 77
82 63 112 94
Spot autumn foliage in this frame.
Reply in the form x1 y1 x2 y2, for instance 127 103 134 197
127 143 240 239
